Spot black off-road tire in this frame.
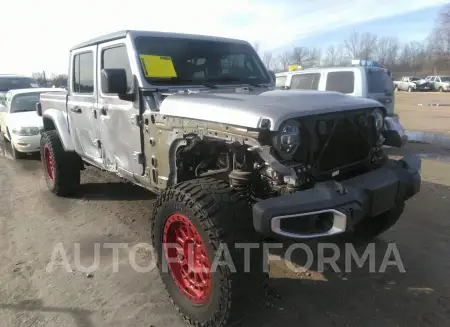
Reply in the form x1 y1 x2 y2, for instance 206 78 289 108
350 202 405 241
40 130 81 196
439 87 444 93
151 177 268 327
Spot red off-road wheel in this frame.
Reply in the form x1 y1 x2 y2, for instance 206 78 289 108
40 131 81 196
152 178 267 327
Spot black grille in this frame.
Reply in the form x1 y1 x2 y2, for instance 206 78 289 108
314 114 372 172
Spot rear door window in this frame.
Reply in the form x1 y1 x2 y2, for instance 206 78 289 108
325 71 354 94
290 73 320 90
367 69 394 94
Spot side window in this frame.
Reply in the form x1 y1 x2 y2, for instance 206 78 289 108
275 76 287 88
101 45 133 92
290 73 320 90
325 71 354 94
73 52 94 94
437 77 441 82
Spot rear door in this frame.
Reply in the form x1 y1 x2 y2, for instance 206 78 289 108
366 68 395 116
67 46 102 161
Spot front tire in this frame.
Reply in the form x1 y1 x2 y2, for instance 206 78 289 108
151 178 267 327
350 202 405 241
40 130 81 196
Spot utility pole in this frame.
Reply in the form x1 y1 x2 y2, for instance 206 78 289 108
43 71 47 86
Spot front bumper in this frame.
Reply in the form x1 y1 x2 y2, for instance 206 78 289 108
252 154 421 240
11 134 41 153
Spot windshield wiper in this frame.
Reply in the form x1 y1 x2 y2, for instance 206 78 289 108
205 76 268 88
150 77 218 89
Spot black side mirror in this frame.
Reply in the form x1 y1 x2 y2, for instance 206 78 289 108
36 102 42 117
101 68 128 95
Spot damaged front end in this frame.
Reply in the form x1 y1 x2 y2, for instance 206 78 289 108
240 107 420 239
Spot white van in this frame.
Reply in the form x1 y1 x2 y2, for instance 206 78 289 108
275 65 397 120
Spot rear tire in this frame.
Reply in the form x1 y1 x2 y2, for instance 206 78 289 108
350 202 405 241
40 130 81 196
151 177 268 327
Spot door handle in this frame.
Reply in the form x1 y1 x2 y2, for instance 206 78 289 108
70 106 82 113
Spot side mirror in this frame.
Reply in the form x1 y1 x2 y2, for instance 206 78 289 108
36 102 42 117
101 68 128 95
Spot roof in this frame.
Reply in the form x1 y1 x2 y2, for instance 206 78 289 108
71 30 248 51
0 74 33 78
275 65 386 77
8 88 65 96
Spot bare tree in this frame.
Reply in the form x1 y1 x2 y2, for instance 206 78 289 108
291 47 310 66
32 72 47 86
376 37 400 68
277 51 292 71
325 45 338 66
308 48 322 67
344 32 361 58
50 74 68 88
262 51 273 69
344 32 378 60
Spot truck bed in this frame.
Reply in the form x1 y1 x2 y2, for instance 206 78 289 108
40 90 68 113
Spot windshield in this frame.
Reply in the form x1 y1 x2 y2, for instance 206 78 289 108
440 76 450 82
9 92 41 113
134 36 270 86
0 77 39 91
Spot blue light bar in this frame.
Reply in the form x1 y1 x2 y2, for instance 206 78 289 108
351 59 381 67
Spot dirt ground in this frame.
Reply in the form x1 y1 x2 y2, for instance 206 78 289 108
0 140 449 326
395 92 450 135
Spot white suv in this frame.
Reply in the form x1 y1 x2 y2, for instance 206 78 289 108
275 65 396 119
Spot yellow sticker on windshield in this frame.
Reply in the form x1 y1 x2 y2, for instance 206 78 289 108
139 55 177 78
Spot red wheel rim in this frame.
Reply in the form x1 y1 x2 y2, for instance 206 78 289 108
43 145 54 181
163 213 212 304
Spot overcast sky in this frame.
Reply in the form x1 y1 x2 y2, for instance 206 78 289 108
1 0 447 75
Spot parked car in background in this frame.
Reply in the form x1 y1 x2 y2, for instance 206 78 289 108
0 88 64 159
0 74 40 99
424 75 450 92
393 76 431 92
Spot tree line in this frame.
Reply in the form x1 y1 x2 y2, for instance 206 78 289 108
258 4 450 77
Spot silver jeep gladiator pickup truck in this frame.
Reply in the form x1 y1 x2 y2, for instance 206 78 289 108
36 30 421 327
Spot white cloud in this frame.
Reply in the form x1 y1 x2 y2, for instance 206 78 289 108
1 0 446 74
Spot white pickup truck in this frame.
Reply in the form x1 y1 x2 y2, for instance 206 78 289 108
394 76 431 92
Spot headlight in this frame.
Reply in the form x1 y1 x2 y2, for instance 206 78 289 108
371 109 384 132
11 127 40 136
274 119 301 156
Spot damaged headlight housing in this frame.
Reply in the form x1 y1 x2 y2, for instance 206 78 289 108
274 119 301 156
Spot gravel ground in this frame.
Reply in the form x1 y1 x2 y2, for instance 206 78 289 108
395 92 450 136
0 139 449 327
